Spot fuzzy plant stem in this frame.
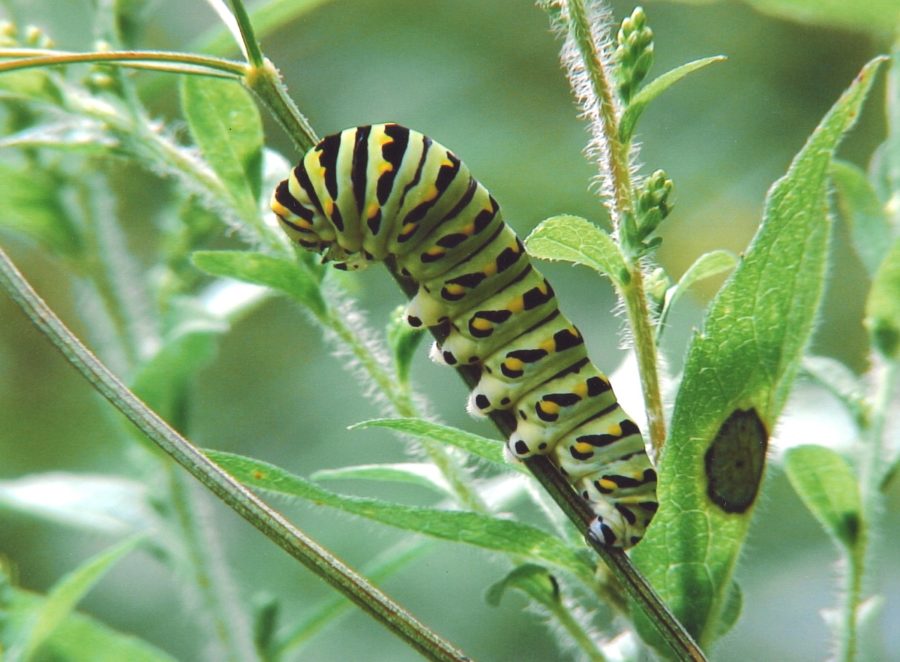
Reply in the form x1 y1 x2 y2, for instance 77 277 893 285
0 246 469 662
562 0 666 454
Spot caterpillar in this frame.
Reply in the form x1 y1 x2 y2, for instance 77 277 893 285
271 123 657 548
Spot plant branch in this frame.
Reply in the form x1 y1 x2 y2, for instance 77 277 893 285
0 49 246 78
0 245 469 662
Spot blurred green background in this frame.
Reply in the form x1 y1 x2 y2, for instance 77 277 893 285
1 0 898 660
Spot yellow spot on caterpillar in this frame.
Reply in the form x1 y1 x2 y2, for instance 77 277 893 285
471 317 493 332
400 221 417 236
462 223 475 235
483 261 498 277
508 296 524 313
367 202 380 219
444 283 465 296
377 162 394 175
573 382 588 397
504 357 524 372
608 422 623 437
423 184 439 201
324 200 334 216
380 134 394 146
574 441 593 455
441 158 454 168
539 338 556 352
598 478 618 492
539 400 560 416
425 246 445 257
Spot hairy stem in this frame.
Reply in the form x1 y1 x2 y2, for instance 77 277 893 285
562 0 666 452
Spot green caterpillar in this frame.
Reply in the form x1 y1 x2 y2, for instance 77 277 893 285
271 123 657 547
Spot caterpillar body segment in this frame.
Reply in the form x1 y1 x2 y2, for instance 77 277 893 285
272 123 657 548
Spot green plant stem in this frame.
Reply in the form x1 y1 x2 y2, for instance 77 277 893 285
0 49 246 78
0 246 469 662
562 0 667 453
167 468 259 662
228 0 265 68
564 0 632 222
244 58 318 153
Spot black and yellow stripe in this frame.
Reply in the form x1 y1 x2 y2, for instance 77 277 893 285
272 123 657 548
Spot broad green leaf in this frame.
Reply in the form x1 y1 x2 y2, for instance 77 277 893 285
349 417 515 471
6 537 142 661
865 238 900 360
2 586 176 662
831 160 892 276
631 58 884 651
311 463 452 496
180 76 264 213
801 355 869 427
0 473 155 535
0 164 81 257
205 450 591 582
524 215 628 288
620 56 726 143
485 564 557 607
131 306 228 420
658 249 738 335
192 250 325 317
784 445 863 550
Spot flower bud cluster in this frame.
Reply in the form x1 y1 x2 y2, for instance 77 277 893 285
614 7 653 102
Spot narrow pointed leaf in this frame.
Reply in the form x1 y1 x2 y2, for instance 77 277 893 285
192 250 325 317
311 463 452 496
784 445 863 551
0 165 81 257
485 564 558 607
8 537 142 661
631 58 884 650
659 249 738 332
620 56 726 143
3 586 176 662
205 450 591 581
349 417 514 471
525 215 628 288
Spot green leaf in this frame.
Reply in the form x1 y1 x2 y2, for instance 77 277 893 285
524 215 629 288
485 564 558 607
658 249 738 335
784 445 863 551
831 160 892 277
619 56 726 143
0 473 155 535
2 586 176 662
131 305 228 420
349 418 515 471
865 238 900 359
192 250 325 317
0 164 81 257
6 537 142 661
716 581 743 638
311 463 453 497
386 305 425 384
205 450 591 582
631 57 885 651
180 76 264 214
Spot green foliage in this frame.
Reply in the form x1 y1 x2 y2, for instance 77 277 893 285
631 56 884 651
0 2 896 661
